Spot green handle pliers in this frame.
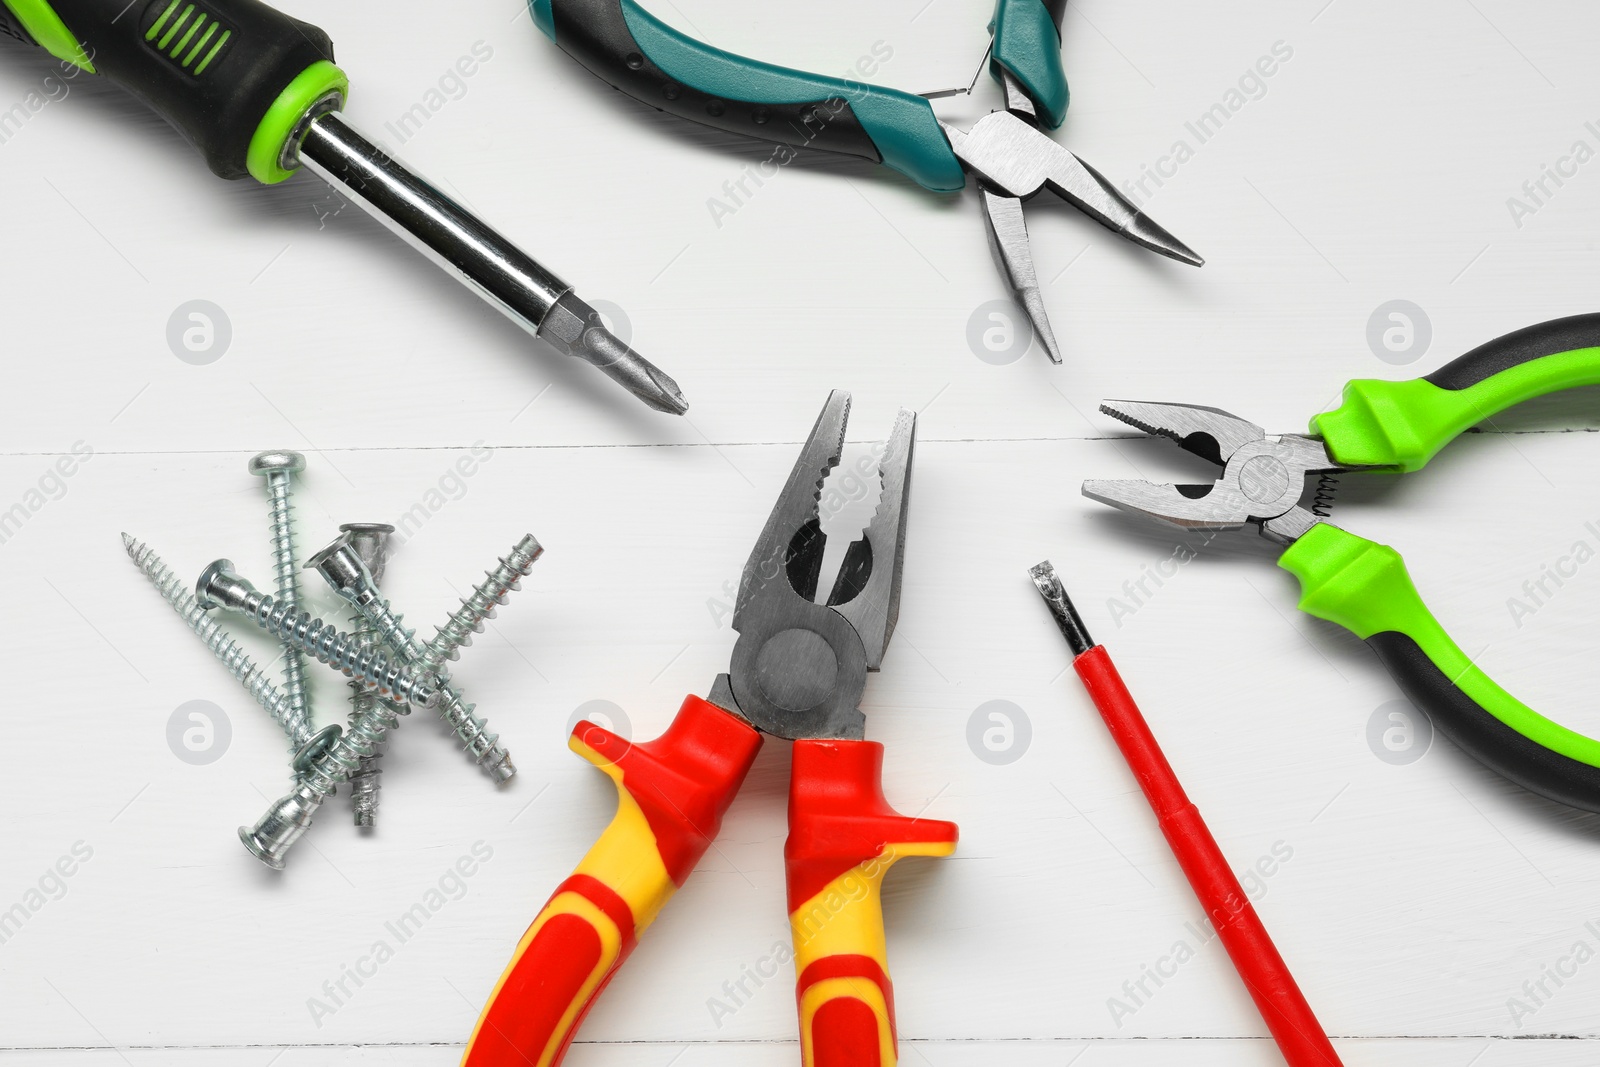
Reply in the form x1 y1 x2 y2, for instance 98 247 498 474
529 0 1203 364
1084 315 1600 812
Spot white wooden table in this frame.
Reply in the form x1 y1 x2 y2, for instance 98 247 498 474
4 0 1600 1063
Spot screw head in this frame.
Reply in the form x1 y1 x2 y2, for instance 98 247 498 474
196 559 253 610
340 523 395 584
239 784 323 870
306 534 373 602
292 724 343 777
248 450 306 476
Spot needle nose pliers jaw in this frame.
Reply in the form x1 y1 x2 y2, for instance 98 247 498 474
530 0 1202 364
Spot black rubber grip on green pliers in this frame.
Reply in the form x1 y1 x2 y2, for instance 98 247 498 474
2 0 338 180
1426 313 1600 390
1370 633 1600 811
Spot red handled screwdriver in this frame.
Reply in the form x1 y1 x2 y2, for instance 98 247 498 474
1030 561 1343 1067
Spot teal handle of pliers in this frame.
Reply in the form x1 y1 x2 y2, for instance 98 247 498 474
529 0 966 192
1281 524 1600 813
990 0 1069 128
1312 314 1600 472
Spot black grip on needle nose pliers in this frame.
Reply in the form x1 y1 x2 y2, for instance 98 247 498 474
543 0 885 165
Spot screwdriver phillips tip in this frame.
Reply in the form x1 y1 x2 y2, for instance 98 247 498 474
536 292 689 415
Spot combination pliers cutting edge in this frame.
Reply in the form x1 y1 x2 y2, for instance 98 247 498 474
530 0 1203 363
463 392 958 1067
1085 315 1600 813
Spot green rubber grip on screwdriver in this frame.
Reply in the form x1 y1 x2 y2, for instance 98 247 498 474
990 0 1068 128
1312 314 1600 471
1281 523 1600 812
0 0 347 182
531 0 966 192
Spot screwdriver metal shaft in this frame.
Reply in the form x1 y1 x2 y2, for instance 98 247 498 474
295 113 687 415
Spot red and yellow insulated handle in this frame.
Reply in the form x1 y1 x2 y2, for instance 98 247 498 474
785 740 958 1067
462 696 763 1067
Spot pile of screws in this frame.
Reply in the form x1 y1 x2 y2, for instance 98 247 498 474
123 450 542 870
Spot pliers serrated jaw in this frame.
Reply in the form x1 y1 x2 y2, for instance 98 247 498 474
725 391 914 741
1083 399 1348 544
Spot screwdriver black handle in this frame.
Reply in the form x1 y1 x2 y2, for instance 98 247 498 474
0 0 346 181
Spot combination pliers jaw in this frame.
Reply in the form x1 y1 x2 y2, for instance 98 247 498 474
1078 314 1600 816
1084 400 1356 546
464 392 954 1067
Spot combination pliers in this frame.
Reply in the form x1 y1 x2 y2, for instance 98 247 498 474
1084 314 1600 813
463 392 957 1067
530 0 1203 363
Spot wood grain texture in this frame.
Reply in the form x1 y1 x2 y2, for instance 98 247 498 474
2 0 1599 1064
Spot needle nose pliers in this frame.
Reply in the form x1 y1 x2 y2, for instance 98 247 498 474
1083 315 1600 812
463 391 957 1067
530 0 1203 363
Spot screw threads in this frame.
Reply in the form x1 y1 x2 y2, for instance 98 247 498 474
346 609 388 826
263 473 313 736
361 597 512 780
239 589 437 708
300 691 403 799
123 535 310 752
424 535 543 670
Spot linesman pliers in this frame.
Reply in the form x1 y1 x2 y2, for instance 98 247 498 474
1085 314 1600 813
529 0 1203 363
463 391 957 1067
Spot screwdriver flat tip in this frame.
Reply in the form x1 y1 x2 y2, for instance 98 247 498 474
1029 561 1095 656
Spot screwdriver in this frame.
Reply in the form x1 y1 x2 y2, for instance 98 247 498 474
1030 562 1343 1067
0 0 687 415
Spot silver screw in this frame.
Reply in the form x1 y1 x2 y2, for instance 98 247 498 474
239 672 407 869
422 534 543 670
341 522 396 827
122 533 324 762
249 451 314 743
307 534 515 783
195 559 440 709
